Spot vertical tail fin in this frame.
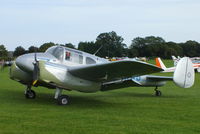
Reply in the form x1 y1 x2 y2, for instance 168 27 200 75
173 57 194 88
155 58 167 70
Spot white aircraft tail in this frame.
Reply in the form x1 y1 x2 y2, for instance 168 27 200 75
155 58 167 70
173 57 195 88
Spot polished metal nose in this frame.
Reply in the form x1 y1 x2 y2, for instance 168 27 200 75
16 53 34 72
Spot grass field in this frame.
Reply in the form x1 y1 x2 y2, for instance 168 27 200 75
0 60 200 134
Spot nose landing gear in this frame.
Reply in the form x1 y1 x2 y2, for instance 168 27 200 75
25 85 36 99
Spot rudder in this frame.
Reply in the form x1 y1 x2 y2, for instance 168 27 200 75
173 57 195 88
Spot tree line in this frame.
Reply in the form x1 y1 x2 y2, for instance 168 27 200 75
1 31 200 60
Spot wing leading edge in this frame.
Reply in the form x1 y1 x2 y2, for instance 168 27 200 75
68 60 163 82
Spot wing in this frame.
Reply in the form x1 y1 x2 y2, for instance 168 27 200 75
101 78 141 91
101 75 173 91
68 60 163 82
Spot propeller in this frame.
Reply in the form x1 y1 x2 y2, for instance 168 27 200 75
32 51 39 86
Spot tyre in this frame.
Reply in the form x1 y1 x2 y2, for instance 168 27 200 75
57 95 69 105
25 90 36 99
155 90 162 96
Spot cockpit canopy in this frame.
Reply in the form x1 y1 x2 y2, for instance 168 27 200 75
46 46 64 60
46 46 105 65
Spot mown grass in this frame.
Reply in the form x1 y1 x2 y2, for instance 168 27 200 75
0 60 200 134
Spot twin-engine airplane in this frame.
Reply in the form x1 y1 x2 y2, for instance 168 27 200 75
9 46 195 105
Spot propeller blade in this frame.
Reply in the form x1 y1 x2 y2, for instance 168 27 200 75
34 52 37 62
32 63 39 85
32 52 39 86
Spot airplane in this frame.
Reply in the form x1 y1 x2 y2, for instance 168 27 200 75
172 56 200 72
156 57 200 73
5 46 195 105
155 58 176 73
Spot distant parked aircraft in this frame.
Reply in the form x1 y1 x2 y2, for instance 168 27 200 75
155 58 176 73
172 56 200 72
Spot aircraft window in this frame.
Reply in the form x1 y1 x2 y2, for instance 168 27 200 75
72 53 79 63
46 47 56 54
65 51 71 60
86 57 96 64
65 51 83 64
79 55 83 64
52 47 64 60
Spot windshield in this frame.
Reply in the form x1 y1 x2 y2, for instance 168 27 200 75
46 46 64 60
46 46 56 54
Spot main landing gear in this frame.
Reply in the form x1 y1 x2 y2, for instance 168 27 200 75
154 86 162 96
25 85 36 99
24 86 69 105
55 88 69 105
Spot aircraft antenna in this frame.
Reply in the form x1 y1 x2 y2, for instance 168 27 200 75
94 45 103 55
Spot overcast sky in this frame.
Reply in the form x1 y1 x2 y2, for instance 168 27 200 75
0 0 200 51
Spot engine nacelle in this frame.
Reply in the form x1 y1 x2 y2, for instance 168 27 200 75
132 76 166 87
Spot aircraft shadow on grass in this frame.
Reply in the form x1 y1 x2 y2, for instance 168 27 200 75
1 89 115 108
1 88 185 108
112 91 185 99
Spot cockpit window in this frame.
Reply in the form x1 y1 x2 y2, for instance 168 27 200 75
46 46 56 54
65 51 71 60
65 51 83 64
52 47 64 60
86 57 96 64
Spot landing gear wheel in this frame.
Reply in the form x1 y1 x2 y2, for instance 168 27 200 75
25 90 36 99
155 90 162 96
57 95 69 105
154 86 162 96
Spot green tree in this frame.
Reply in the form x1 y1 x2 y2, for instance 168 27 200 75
28 46 39 53
13 46 26 57
39 42 55 52
130 36 165 57
130 37 146 49
127 47 138 58
65 43 75 49
78 41 96 54
95 31 127 57
0 45 8 58
181 41 200 57
165 42 183 57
